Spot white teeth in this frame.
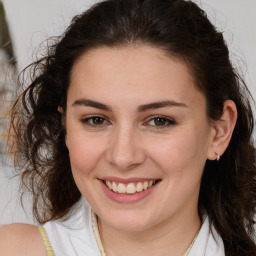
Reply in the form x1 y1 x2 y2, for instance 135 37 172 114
104 180 157 194
106 181 112 189
143 181 148 190
117 183 126 193
126 183 136 194
112 182 118 192
136 182 143 192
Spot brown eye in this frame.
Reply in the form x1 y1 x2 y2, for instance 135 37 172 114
92 117 105 125
81 115 108 127
154 118 168 126
147 116 176 128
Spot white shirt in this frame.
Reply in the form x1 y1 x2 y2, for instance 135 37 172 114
43 199 225 256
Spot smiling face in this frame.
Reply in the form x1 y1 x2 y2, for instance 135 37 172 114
65 46 215 232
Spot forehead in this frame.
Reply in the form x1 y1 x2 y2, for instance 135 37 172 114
68 46 205 109
71 46 192 81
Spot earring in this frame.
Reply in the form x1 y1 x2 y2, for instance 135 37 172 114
216 154 220 161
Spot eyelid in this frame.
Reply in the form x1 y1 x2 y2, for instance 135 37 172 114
144 115 176 128
80 114 176 129
80 114 110 126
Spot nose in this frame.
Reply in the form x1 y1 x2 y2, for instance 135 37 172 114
105 125 146 171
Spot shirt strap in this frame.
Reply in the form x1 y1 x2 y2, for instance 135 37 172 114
91 209 107 256
39 226 56 256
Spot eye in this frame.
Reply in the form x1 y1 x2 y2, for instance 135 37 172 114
81 115 109 127
147 116 176 128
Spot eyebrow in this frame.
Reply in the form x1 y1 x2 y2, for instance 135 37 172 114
72 98 187 112
72 99 112 111
137 100 188 112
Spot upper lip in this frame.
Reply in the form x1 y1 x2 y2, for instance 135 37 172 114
99 177 161 184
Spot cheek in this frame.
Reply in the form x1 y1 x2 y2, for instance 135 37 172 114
151 138 195 172
149 128 209 175
66 130 105 176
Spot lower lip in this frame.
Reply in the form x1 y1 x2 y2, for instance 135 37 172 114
99 180 159 203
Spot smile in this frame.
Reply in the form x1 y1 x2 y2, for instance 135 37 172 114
103 180 158 194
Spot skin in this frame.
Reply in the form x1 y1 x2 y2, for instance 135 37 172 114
0 224 45 256
65 46 236 256
0 46 237 256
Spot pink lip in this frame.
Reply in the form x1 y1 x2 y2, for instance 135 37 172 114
99 179 160 204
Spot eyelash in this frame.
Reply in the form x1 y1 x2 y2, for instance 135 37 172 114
145 115 176 129
80 115 109 127
80 115 176 129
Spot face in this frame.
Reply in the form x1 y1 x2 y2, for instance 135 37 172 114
65 46 214 232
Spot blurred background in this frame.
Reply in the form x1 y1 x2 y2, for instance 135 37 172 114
0 0 255 225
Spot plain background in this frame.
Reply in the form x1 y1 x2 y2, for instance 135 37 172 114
1 0 255 225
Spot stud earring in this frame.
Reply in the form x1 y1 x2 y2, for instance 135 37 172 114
216 154 220 161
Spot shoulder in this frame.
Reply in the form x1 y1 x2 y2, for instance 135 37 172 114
0 223 46 256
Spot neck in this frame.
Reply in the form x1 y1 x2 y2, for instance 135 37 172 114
98 209 201 256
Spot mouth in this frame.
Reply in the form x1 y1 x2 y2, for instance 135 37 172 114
102 179 160 194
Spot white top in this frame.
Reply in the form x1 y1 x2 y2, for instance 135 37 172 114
43 199 225 256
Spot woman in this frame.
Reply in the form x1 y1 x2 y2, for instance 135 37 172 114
0 0 255 255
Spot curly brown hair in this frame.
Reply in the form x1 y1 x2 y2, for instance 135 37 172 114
9 0 256 254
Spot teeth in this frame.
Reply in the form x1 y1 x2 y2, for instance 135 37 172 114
106 181 112 189
104 180 157 194
126 183 136 194
112 182 118 192
117 183 126 193
143 181 148 190
136 182 143 192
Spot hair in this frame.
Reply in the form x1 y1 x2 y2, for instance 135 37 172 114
9 0 256 254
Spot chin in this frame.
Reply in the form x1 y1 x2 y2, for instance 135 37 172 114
100 211 157 232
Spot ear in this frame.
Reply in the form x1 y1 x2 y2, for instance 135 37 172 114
57 106 69 149
207 100 237 160
57 106 65 125
57 106 63 113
